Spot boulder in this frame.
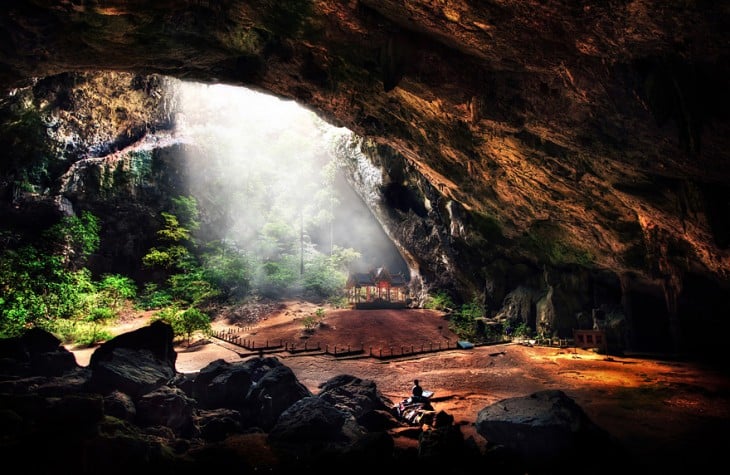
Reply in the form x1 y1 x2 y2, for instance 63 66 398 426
194 408 244 442
90 320 176 371
136 385 197 437
267 396 393 472
245 364 312 430
317 373 394 420
0 328 78 377
89 347 176 398
476 389 625 473
189 356 282 410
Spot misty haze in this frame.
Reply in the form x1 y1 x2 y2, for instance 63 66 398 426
170 80 409 298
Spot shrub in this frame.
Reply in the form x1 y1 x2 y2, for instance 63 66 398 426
301 315 318 331
98 274 137 309
201 243 251 298
327 293 348 309
44 318 112 347
424 290 455 312
448 296 486 342
168 267 220 305
511 322 530 338
152 304 211 346
88 306 115 322
136 283 173 310
301 308 326 332
177 307 211 346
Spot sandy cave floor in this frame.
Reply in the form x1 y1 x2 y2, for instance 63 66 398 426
68 300 730 469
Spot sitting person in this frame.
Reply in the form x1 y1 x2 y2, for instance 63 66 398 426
411 379 424 402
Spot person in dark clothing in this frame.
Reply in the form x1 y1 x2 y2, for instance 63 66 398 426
411 379 424 402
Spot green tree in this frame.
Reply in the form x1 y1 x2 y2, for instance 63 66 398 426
142 197 200 272
201 241 251 298
177 307 211 346
0 212 103 337
302 252 347 298
44 211 100 268
152 305 211 346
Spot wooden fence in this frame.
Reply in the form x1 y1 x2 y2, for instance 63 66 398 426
213 326 507 360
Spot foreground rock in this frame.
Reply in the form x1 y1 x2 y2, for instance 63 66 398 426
0 324 489 474
476 389 627 473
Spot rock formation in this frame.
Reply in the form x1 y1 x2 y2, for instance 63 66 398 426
0 321 494 474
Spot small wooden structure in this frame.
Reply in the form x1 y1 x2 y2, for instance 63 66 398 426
573 329 607 352
346 267 407 309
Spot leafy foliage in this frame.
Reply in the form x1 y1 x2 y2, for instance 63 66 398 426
301 307 326 332
0 242 97 336
142 245 188 269
136 283 173 310
447 295 491 343
423 290 455 311
97 274 137 309
151 304 211 345
47 318 113 347
43 211 101 266
0 212 130 343
327 294 349 309
0 103 62 192
155 213 191 244
200 241 251 299
177 307 212 345
257 258 299 297
168 268 220 305
170 195 201 232
508 322 530 338
301 252 348 299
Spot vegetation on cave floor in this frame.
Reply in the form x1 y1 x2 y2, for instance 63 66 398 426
423 290 531 345
0 194 358 347
0 195 524 348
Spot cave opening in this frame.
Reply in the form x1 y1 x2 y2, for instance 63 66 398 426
166 79 409 297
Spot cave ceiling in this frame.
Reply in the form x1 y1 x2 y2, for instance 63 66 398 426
1 1 729 292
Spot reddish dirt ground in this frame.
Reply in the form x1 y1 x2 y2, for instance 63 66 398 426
70 300 730 470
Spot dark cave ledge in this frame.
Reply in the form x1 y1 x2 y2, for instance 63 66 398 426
0 1 729 360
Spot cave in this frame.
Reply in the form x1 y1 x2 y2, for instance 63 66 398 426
1 0 729 361
1 2 729 474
